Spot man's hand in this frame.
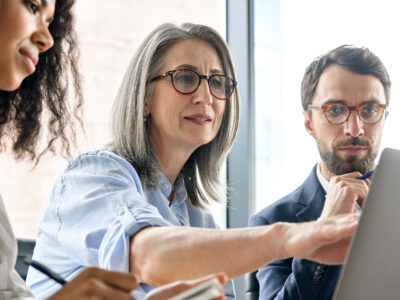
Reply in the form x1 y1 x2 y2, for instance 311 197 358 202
283 213 359 265
320 172 370 219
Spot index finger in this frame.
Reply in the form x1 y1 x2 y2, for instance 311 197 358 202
317 213 359 241
336 171 363 179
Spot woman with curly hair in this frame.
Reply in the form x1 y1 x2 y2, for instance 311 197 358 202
0 0 83 162
0 0 138 298
0 1 229 299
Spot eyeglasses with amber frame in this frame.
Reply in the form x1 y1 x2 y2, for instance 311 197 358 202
307 102 387 125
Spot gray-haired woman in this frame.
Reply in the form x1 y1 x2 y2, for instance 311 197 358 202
28 23 358 299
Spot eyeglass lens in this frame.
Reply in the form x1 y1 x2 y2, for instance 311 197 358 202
172 70 234 99
325 103 384 124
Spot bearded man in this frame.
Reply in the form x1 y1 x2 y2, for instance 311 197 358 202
249 45 390 300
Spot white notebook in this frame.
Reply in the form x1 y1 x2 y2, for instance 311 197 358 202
168 278 223 300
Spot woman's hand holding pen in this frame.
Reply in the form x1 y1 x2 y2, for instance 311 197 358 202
47 267 137 300
46 266 227 300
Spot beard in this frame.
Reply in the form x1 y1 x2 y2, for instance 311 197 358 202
316 137 377 175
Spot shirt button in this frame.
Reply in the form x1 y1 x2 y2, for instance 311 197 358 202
118 208 125 216
162 184 169 190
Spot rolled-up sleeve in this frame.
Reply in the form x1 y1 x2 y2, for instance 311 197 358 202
52 149 172 271
28 149 237 299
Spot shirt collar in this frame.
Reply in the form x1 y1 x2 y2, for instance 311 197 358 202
316 163 330 193
159 173 173 197
173 174 187 204
158 173 186 204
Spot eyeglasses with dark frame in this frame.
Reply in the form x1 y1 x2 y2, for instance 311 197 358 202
150 69 237 100
307 102 387 125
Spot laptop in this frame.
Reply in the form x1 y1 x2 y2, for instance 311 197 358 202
333 147 400 300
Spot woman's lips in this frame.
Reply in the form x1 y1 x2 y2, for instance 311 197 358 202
184 114 212 125
20 50 38 75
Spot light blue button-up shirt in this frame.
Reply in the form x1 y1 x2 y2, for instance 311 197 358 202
26 148 235 299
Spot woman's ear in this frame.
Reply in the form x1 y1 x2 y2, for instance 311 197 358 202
144 100 150 116
303 110 315 137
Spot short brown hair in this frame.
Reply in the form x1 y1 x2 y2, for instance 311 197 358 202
301 45 391 111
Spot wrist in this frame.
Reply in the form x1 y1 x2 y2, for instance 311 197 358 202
269 222 291 260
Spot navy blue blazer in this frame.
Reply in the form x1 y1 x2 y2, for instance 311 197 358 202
249 165 342 300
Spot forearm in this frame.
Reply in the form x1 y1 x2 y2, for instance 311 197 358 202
129 224 288 285
129 214 357 286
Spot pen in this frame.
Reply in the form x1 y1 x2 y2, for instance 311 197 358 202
358 170 373 180
24 257 67 285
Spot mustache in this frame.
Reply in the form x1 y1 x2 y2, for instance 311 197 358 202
333 137 372 149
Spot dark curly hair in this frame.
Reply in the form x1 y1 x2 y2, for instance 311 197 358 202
0 0 83 164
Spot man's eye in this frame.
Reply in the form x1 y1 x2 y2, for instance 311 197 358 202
328 105 344 115
362 105 379 114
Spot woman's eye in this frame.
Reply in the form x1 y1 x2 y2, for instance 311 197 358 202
25 1 40 14
181 75 192 82
210 78 223 88
176 74 195 84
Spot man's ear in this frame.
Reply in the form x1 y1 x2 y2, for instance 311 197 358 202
303 110 315 137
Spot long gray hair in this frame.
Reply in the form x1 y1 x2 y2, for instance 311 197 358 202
110 23 239 208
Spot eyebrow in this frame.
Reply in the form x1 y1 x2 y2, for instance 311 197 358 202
175 64 224 74
40 0 55 24
323 99 383 105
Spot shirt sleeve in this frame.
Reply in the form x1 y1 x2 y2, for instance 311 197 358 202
0 197 35 299
29 149 237 299
52 150 173 272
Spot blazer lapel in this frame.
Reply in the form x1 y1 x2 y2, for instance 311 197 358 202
296 164 327 222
